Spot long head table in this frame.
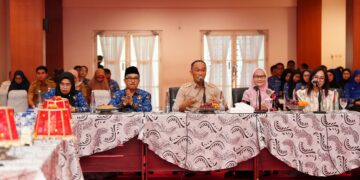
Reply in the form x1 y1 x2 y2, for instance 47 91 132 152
2 111 360 178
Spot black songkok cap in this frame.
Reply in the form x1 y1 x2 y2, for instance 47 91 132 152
125 66 140 77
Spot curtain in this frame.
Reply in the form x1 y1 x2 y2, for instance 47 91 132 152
205 35 232 106
238 35 264 87
99 34 125 85
132 35 157 109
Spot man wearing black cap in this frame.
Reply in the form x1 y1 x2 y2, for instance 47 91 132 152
109 66 152 112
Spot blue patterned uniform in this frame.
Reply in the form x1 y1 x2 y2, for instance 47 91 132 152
44 88 90 112
109 79 120 96
268 76 281 96
283 82 290 101
295 82 307 91
109 89 152 112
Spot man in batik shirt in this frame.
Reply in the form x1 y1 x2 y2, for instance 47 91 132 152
109 66 152 112
28 66 56 108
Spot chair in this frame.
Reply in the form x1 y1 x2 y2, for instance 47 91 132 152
92 90 111 107
7 90 28 112
232 87 248 107
168 87 180 112
0 89 7 106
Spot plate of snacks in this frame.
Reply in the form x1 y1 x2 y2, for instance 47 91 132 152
96 104 118 112
287 100 308 112
198 102 219 113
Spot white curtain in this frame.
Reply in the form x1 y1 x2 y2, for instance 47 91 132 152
238 35 264 87
132 35 156 93
205 35 232 106
99 34 125 84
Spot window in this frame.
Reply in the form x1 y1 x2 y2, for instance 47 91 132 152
202 31 267 105
96 31 160 110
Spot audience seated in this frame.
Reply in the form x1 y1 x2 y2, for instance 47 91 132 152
79 65 90 85
104 68 120 97
68 69 90 103
340 68 352 89
327 69 341 89
295 69 311 91
28 66 56 108
283 70 301 101
8 70 30 95
344 69 360 111
88 68 110 92
44 72 89 112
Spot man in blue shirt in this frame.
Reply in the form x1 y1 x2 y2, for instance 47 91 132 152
109 66 152 112
268 63 283 97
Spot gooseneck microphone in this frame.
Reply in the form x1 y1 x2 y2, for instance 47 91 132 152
198 76 206 103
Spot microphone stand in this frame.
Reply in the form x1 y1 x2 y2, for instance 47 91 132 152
254 86 265 114
314 84 326 114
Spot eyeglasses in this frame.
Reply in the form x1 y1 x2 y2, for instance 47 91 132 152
253 75 266 79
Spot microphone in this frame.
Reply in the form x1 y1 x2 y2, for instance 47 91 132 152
311 79 319 86
198 76 204 86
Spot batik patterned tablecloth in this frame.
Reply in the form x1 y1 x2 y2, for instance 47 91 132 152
139 112 263 171
72 112 145 157
140 112 360 177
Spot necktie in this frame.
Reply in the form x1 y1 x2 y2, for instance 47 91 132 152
203 87 206 103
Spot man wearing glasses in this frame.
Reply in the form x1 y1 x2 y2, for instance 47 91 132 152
109 66 152 112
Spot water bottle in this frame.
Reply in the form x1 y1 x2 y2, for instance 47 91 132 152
90 91 95 113
333 89 339 111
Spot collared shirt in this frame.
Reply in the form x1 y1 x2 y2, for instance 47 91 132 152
28 79 56 107
44 88 90 112
109 89 152 112
268 76 281 96
296 89 335 112
109 79 120 96
172 81 223 112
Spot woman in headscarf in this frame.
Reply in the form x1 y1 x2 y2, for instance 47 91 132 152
44 72 89 112
284 70 301 101
295 69 311 91
68 69 90 103
344 69 360 111
327 69 341 89
242 68 274 111
8 70 30 94
296 67 335 112
88 68 110 91
339 68 352 89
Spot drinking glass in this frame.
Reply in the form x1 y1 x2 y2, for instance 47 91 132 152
340 98 348 112
265 98 273 113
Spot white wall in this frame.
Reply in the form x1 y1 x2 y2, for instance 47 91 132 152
322 0 346 69
63 1 297 107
